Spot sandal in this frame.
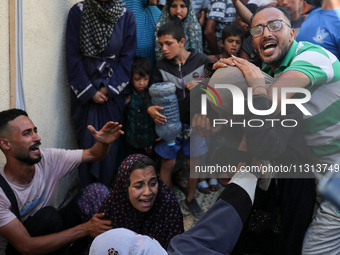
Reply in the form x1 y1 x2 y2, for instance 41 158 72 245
197 180 211 194
172 170 188 195
209 178 220 191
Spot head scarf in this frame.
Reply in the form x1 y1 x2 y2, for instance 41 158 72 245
155 0 203 61
124 0 161 70
80 0 125 55
99 154 184 249
89 228 167 255
166 0 190 11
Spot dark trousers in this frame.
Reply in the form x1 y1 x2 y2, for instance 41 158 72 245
6 199 82 255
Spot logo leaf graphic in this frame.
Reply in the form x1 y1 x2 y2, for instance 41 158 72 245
197 81 223 106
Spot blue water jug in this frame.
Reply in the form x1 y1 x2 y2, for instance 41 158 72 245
149 82 182 146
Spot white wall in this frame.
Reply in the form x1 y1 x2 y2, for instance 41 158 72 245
0 0 81 207
23 1 79 149
0 0 11 165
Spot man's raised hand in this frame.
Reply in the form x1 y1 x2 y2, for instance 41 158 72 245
87 122 124 145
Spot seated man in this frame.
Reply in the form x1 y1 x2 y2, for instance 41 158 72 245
0 109 123 254
212 4 340 254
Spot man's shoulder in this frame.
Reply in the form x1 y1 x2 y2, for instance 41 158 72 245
294 41 338 61
39 148 82 165
283 41 340 85
209 0 232 4
36 148 83 176
284 41 331 62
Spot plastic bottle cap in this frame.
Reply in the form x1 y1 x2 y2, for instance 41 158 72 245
167 141 176 146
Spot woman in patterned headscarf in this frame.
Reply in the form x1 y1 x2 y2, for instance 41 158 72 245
97 154 183 249
155 0 203 60
66 0 137 189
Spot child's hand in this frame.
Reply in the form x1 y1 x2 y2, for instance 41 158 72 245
186 80 200 91
125 95 131 105
147 106 167 125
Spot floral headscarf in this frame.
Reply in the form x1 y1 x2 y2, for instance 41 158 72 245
155 0 203 61
99 154 184 249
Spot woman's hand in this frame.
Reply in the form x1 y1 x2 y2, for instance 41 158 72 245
92 88 109 104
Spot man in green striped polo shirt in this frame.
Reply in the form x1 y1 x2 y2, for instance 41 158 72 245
224 4 340 255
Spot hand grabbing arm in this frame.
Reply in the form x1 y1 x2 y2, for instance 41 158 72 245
230 56 267 95
83 213 112 238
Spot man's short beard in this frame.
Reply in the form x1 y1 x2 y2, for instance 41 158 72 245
17 155 42 165
259 40 291 68
262 50 286 68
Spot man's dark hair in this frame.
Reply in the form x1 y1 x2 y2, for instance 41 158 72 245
221 24 245 42
246 3 258 14
250 5 291 27
157 21 185 43
131 57 151 77
0 109 28 136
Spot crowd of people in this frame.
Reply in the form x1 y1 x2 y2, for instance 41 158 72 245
0 0 339 254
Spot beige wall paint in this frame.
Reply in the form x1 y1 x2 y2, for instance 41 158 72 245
0 0 10 109
23 0 79 149
0 0 10 164
1 0 81 206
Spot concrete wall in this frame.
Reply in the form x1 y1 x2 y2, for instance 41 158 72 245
0 0 11 165
1 0 81 207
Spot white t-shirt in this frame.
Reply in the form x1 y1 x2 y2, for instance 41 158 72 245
247 0 277 5
192 0 210 14
0 148 82 252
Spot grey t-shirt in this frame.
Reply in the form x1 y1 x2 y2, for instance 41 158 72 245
0 148 82 252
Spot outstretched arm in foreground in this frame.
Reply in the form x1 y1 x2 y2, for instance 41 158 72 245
0 213 112 255
168 171 257 255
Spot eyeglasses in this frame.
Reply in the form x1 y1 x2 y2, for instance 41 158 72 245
250 20 291 38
